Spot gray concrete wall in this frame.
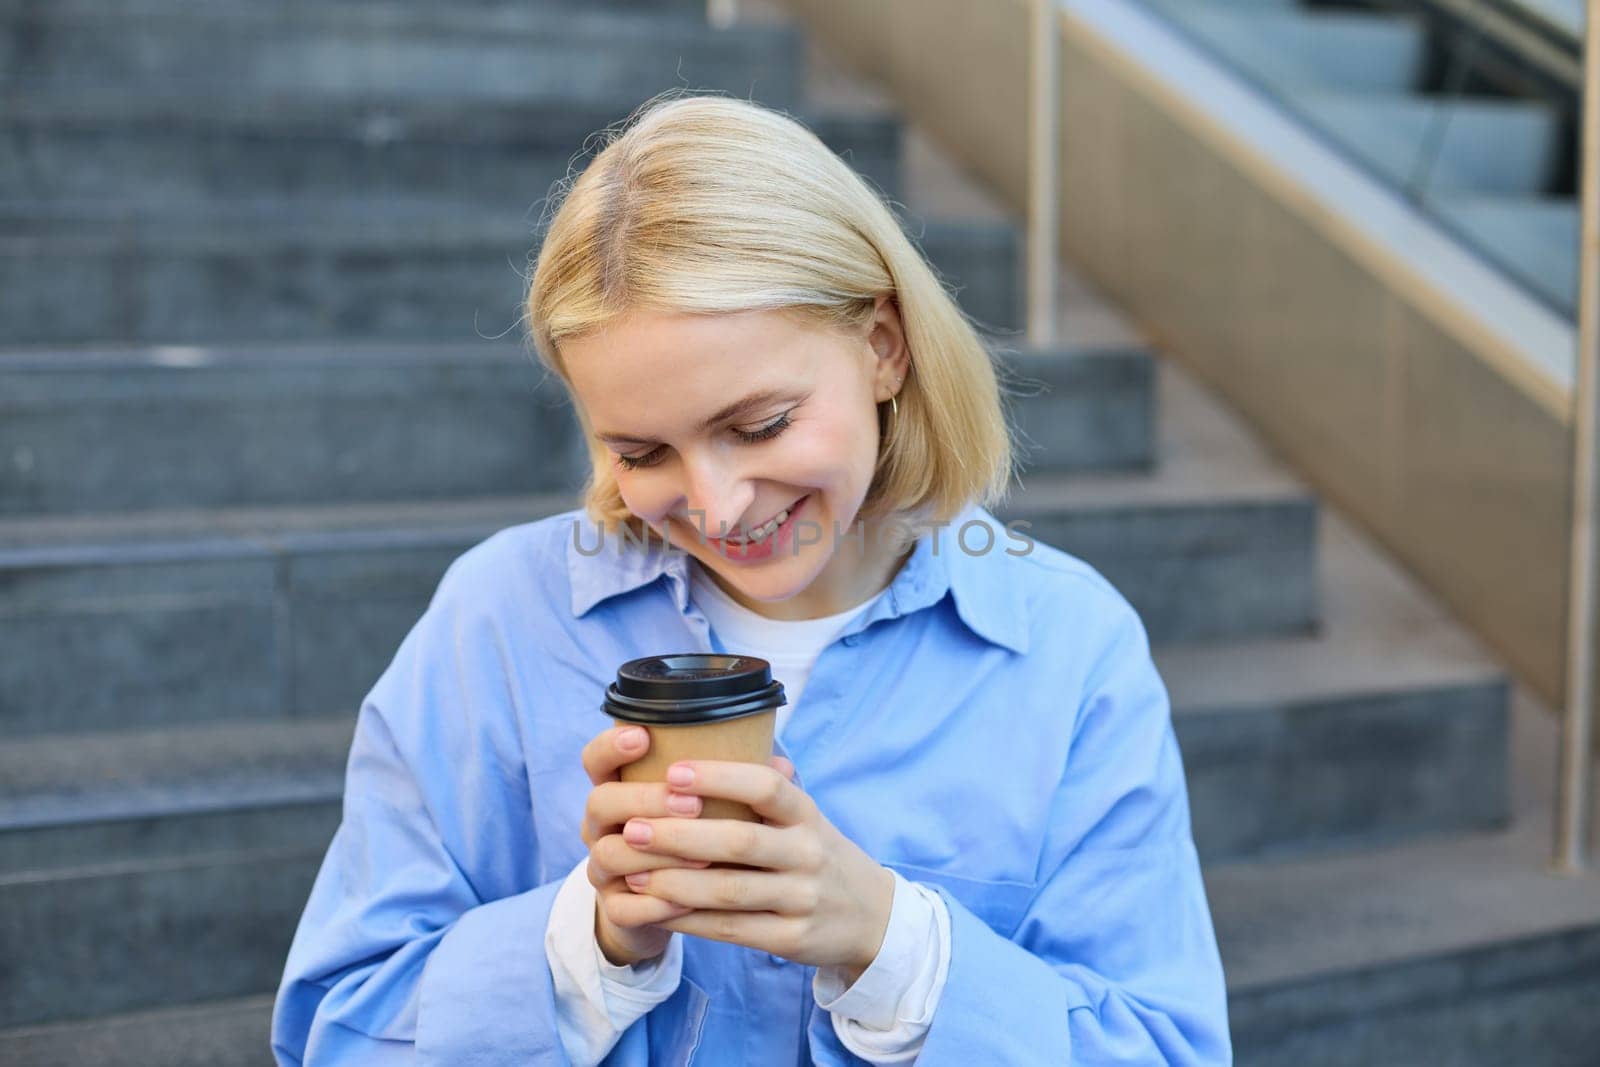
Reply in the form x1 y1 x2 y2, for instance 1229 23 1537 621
783 0 1577 708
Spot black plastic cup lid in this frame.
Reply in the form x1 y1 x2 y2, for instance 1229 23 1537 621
604 653 787 726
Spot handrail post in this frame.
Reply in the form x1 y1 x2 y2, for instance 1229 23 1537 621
1555 0 1600 877
1027 0 1059 349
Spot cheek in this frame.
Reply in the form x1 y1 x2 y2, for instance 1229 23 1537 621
612 472 666 521
825 416 880 474
780 429 856 488
805 409 871 455
788 419 876 489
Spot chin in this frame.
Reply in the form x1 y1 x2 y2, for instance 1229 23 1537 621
707 553 820 595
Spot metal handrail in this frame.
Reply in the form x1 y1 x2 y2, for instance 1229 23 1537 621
1398 0 1581 89
1556 0 1598 876
1028 0 1060 349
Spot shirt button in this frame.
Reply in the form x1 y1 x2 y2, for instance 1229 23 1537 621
767 952 785 966
841 634 858 647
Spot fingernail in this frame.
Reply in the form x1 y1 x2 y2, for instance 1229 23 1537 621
620 728 646 750
625 872 650 888
666 793 700 815
624 820 652 845
667 764 695 788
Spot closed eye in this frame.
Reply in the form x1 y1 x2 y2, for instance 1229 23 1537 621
614 412 794 471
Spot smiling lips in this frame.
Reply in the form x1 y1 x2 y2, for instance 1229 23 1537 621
712 496 808 545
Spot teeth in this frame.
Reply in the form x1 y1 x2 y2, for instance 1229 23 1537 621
726 506 792 545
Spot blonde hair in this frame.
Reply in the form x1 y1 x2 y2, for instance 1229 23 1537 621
524 91 1022 554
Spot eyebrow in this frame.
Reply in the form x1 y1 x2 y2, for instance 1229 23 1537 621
595 388 804 446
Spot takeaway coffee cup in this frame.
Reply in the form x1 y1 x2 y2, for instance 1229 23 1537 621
604 653 786 824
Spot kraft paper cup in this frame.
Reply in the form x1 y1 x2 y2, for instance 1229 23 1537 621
604 653 786 823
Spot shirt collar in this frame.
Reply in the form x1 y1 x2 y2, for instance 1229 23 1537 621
565 502 1028 655
566 514 683 618
938 504 1031 655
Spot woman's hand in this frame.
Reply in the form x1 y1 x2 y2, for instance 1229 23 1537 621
615 759 896 984
580 725 711 967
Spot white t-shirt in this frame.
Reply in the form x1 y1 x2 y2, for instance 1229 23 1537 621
686 559 889 736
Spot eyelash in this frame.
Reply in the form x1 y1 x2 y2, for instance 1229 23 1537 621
614 412 794 471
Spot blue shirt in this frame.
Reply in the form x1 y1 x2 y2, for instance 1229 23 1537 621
271 501 1232 1065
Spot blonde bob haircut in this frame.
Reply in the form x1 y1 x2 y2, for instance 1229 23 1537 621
524 91 1022 555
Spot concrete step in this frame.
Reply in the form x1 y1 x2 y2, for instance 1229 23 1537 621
1005 345 1156 476
0 466 1310 739
1434 194 1578 315
0 845 326 1030
0 497 535 741
0 93 903 218
1166 505 1509 863
0 206 1020 344
1288 92 1562 196
1145 4 1428 94
1 1 802 110
997 477 1317 647
1236 922 1600 1065
0 343 1146 517
0 342 592 516
1217 685 1600 1065
0 719 349 877
1000 354 1326 649
1231 899 1600 1065
0 995 276 1067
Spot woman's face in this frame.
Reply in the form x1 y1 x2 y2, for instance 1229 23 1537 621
562 299 911 620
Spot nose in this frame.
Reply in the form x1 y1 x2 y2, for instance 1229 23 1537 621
676 450 754 541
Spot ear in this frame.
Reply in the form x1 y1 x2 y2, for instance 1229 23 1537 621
867 295 911 403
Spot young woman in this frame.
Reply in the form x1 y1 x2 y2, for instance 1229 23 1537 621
272 93 1230 1065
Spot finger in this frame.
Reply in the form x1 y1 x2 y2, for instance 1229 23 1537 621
581 725 651 787
623 815 794 870
655 908 793 952
768 756 796 783
591 834 713 886
589 852 709 890
600 886 695 928
662 760 810 827
625 866 805 915
584 780 702 845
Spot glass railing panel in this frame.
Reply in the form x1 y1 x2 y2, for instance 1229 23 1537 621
1131 0 1581 317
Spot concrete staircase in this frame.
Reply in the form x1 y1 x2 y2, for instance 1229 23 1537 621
1139 0 1580 316
0 0 1594 1063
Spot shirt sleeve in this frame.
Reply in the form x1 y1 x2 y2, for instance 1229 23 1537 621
269 549 691 1065
546 857 683 1066
810 593 1232 1064
812 872 951 1063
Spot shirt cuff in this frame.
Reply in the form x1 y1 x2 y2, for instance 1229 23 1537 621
812 870 951 1060
546 857 682 1065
